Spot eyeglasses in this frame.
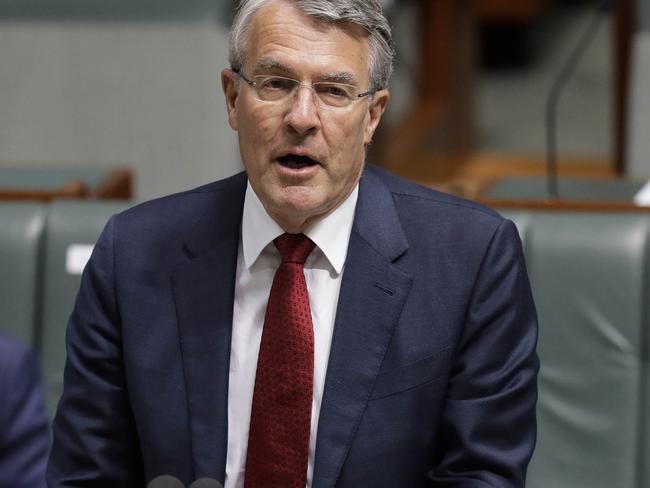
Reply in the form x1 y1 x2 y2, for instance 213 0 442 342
233 70 375 110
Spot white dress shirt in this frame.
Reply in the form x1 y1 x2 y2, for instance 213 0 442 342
225 181 359 488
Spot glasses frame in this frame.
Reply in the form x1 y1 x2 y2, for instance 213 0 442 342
233 69 376 110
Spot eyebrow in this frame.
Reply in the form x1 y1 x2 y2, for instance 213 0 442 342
252 58 292 74
252 58 360 85
319 71 358 85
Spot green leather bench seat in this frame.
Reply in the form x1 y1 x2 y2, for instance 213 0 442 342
488 177 646 202
0 200 129 412
501 210 650 488
2 199 650 486
0 203 46 347
40 201 129 413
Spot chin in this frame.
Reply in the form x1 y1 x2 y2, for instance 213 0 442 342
271 189 328 223
278 186 321 207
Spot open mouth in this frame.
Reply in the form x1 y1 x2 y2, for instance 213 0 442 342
277 154 320 169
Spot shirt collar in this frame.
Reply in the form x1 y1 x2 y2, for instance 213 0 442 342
241 181 359 275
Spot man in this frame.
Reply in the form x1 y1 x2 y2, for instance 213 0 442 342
0 333 49 488
47 0 538 486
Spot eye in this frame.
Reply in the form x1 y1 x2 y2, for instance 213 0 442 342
316 83 352 99
259 77 296 91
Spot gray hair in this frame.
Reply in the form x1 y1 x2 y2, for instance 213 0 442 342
229 0 395 92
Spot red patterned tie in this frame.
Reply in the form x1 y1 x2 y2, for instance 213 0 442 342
244 233 316 488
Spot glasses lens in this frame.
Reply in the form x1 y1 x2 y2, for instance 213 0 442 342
313 83 355 108
254 76 298 102
250 75 358 109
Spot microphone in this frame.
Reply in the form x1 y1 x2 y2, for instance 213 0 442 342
146 475 186 488
188 478 224 488
545 0 610 199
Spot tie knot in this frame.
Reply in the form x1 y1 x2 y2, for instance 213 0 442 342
274 233 315 265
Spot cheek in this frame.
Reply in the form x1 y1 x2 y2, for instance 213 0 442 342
326 119 368 166
239 108 281 154
257 118 280 144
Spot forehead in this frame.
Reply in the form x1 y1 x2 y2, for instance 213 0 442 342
245 0 370 82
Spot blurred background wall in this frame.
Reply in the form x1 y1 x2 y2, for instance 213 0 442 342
1 0 647 200
0 2 241 201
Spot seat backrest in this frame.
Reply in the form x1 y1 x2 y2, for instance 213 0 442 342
39 200 129 414
502 210 649 488
627 32 650 179
0 203 46 347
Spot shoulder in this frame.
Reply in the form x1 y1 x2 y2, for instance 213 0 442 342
101 171 247 246
0 333 42 420
364 164 505 228
0 334 49 485
0 333 35 382
85 172 247 275
115 171 247 227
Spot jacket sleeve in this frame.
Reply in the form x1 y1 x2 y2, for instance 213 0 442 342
0 336 50 488
46 216 145 487
429 219 539 487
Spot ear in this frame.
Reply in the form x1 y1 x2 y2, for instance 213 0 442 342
363 89 390 145
221 69 240 131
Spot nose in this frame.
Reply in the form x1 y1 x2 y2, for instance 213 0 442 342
284 85 321 136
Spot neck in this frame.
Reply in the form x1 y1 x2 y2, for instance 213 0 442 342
270 212 313 234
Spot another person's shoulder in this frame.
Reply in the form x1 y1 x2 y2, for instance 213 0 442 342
0 332 44 424
0 333 49 488
0 332 34 376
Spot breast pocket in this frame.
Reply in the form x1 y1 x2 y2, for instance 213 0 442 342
369 346 451 401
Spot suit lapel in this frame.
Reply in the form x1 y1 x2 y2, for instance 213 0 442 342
312 167 413 487
171 173 246 481
169 168 411 484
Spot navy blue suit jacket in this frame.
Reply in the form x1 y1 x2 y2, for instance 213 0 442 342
48 165 538 487
0 333 49 488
